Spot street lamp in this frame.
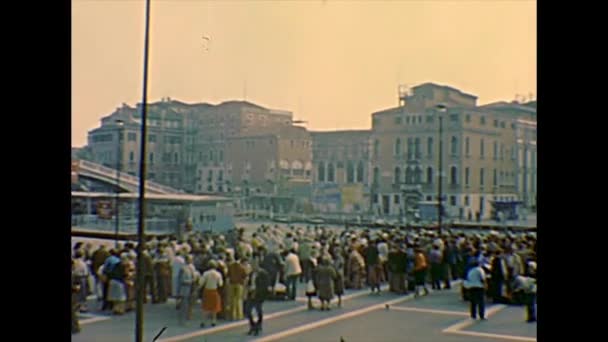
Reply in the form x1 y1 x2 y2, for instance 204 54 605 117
114 119 125 248
435 104 447 234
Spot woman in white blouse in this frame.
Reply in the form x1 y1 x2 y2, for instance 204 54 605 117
199 260 224 328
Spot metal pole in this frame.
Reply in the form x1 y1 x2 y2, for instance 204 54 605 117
437 115 443 234
115 125 122 248
135 0 151 341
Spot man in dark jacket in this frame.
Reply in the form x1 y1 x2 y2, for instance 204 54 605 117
245 263 270 336
260 247 282 295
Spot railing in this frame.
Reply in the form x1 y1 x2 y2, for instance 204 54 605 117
78 159 182 194
71 214 177 233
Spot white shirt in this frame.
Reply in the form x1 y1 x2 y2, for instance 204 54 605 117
465 266 486 289
377 242 389 261
201 269 224 290
284 252 302 276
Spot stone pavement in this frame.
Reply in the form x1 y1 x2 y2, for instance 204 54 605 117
73 281 536 342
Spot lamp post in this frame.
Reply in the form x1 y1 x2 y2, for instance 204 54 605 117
135 0 151 341
435 104 447 234
114 119 124 248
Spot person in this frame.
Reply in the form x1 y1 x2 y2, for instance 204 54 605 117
332 247 345 307
305 257 318 309
177 255 195 325
142 248 157 304
465 260 487 320
489 249 508 304
365 240 382 294
315 257 338 311
227 256 248 320
284 249 302 300
172 249 186 308
73 250 90 312
260 247 282 295
200 260 224 328
429 245 443 291
108 253 128 315
413 246 430 297
347 246 365 289
512 261 537 323
72 260 81 334
245 261 270 336
91 245 110 303
155 248 172 303
124 252 137 312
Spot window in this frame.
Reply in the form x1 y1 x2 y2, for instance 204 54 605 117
465 167 470 186
373 167 380 185
427 167 433 184
149 152 154 164
465 137 470 156
450 196 456 206
480 168 485 186
465 114 471 123
450 166 458 185
373 194 379 203
427 137 433 157
493 119 498 127
451 136 458 156
149 135 157 143
500 121 506 128
290 140 294 148
394 167 401 184
511 123 516 130
218 170 224 182
450 114 459 122
511 147 516 160
405 116 410 124
464 196 470 206
493 141 498 160
356 161 364 183
394 195 400 204
414 167 422 183
480 116 486 125
407 138 414 159
426 116 434 123
269 139 273 145
493 169 497 186
210 150 215 162
327 163 335 182
394 138 402 156
395 116 402 125
373 140 380 157
480 138 485 158
208 170 213 182
418 116 423 124
415 138 421 158
128 132 137 141
405 168 413 184
426 195 432 201
129 151 134 162
317 162 325 182
219 150 224 162
174 152 179 164
347 162 355 183
500 144 504 160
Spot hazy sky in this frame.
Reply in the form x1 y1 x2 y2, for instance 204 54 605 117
72 0 536 147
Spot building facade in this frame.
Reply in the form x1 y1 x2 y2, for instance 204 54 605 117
310 130 372 213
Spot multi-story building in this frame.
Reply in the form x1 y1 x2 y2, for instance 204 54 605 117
87 99 293 194
369 83 535 221
224 125 313 214
310 130 372 213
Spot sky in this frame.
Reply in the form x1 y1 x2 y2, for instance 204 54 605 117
72 0 536 147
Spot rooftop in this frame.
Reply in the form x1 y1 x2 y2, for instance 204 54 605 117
71 191 233 203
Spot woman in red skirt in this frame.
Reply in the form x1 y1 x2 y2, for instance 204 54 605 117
200 260 224 328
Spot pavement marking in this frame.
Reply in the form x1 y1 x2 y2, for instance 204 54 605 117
250 293 417 342
448 330 536 341
158 283 395 341
79 314 112 325
442 304 507 335
388 306 470 316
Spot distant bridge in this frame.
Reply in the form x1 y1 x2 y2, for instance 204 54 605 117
73 159 183 194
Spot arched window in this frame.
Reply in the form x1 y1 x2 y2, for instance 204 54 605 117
373 167 380 185
407 138 414 159
395 138 402 156
465 137 470 156
405 167 413 184
347 161 355 183
415 138 421 158
427 167 433 184
394 167 401 184
356 161 364 183
451 136 458 156
450 166 458 185
327 163 335 182
318 162 325 182
414 167 422 184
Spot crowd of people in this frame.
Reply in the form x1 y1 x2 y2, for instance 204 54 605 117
71 224 537 335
